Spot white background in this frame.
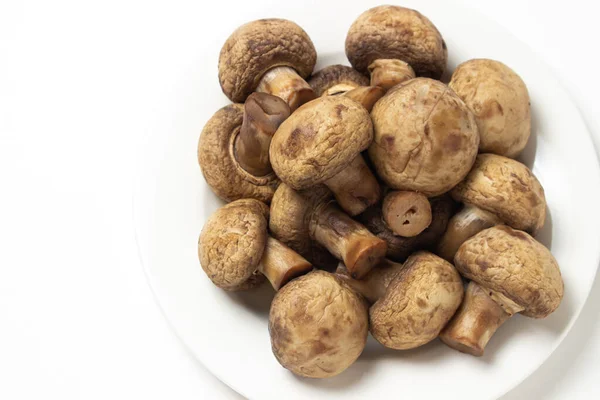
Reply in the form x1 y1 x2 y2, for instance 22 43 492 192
0 0 598 399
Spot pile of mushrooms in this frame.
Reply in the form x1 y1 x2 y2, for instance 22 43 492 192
196 5 564 378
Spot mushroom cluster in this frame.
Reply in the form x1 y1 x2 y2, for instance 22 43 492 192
196 5 564 378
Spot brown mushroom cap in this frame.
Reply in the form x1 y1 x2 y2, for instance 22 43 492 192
218 19 317 103
454 225 563 318
308 64 369 96
449 59 531 158
369 78 479 196
370 251 464 349
198 104 279 203
345 5 447 79
450 153 546 233
269 270 369 378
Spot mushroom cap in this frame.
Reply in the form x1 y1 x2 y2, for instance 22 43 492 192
218 19 317 103
270 96 373 190
198 199 269 290
450 153 546 233
370 251 464 349
449 59 531 158
345 5 447 79
198 104 279 203
369 78 479 196
308 65 369 96
454 225 563 318
269 270 369 378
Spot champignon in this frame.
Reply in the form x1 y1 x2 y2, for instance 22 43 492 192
436 153 546 261
440 225 564 356
218 19 317 110
269 270 369 378
345 5 447 85
335 258 405 304
308 64 369 96
369 78 480 196
368 59 416 91
344 86 386 112
382 191 432 237
270 95 381 216
269 183 387 279
198 199 312 291
449 59 531 158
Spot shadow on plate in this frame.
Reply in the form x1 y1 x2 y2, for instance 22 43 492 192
225 282 275 318
517 103 539 170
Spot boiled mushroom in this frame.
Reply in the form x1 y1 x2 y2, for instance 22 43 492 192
368 59 416 91
269 270 369 378
440 225 564 356
382 190 432 237
335 259 405 304
198 199 312 291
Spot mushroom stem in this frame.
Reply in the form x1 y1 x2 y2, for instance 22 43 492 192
324 155 381 216
324 83 361 96
335 259 403 303
439 281 511 356
258 237 313 291
436 204 502 261
256 66 316 111
344 86 385 112
368 59 416 91
310 202 387 279
382 191 432 237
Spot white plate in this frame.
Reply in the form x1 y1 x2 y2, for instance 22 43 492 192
133 1 600 399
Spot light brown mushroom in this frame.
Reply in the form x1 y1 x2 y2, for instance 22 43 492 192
269 183 387 279
343 86 386 112
436 153 546 261
198 199 312 291
440 225 564 356
269 270 369 378
335 259 405 304
368 59 416 91
270 95 381 216
369 78 480 196
382 191 432 237
218 19 317 110
449 59 531 158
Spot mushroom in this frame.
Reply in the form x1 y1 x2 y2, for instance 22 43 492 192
440 225 564 356
335 258 405 304
369 78 480 196
436 153 546 261
218 19 317 110
198 94 290 203
269 183 387 279
269 270 369 378
345 5 447 85
382 191 432 237
343 86 386 112
368 59 416 91
270 95 381 216
449 59 531 158
198 199 313 291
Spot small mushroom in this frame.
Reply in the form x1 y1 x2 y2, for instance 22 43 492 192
335 259 405 304
449 59 531 158
369 78 480 196
198 94 290 202
440 225 564 356
269 183 387 279
269 270 369 378
436 153 546 261
270 95 381 216
308 64 369 96
198 199 312 291
382 191 432 237
343 86 386 112
368 59 416 91
218 19 317 110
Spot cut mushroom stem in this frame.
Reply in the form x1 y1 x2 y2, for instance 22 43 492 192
235 93 291 176
256 66 316 111
382 191 432 237
368 59 416 91
324 155 381 216
436 204 502 261
311 201 387 279
344 86 385 112
258 237 313 291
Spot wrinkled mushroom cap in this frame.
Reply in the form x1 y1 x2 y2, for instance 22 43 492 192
198 104 279 203
370 251 464 349
449 59 531 158
369 78 479 196
450 153 546 233
198 199 269 290
345 5 447 79
218 19 317 103
308 65 369 96
269 270 369 378
270 96 373 190
455 225 563 318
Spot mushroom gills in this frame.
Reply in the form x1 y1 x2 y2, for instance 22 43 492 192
256 66 316 111
258 237 313 290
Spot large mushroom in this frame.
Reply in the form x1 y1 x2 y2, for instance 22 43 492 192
219 19 317 110
449 59 531 158
269 183 387 279
440 225 564 356
270 95 381 216
198 199 312 291
436 153 546 261
369 78 480 196
269 270 369 378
